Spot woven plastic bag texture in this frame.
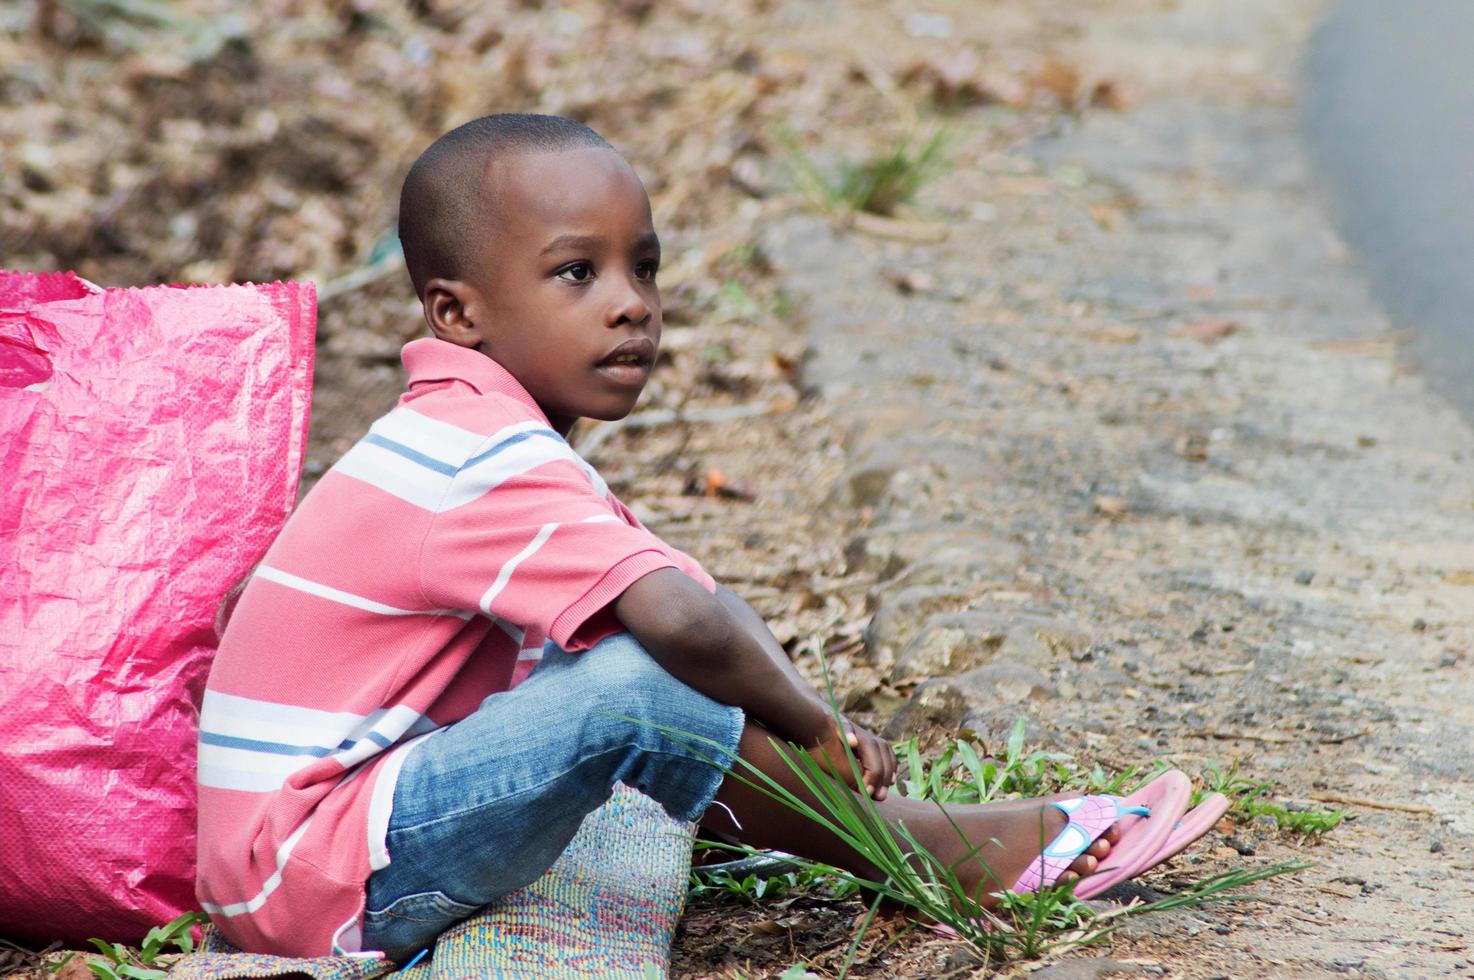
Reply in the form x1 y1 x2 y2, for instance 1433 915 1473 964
0 271 315 944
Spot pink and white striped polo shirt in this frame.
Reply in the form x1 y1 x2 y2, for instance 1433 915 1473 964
195 337 713 957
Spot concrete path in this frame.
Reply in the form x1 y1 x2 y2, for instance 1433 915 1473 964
767 1 1474 974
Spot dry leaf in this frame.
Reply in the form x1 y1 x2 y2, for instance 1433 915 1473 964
1311 334 1405 357
1172 317 1240 344
1090 324 1141 344
1034 57 1082 104
848 211 949 243
1088 202 1123 229
53 957 93 980
1175 432 1210 462
1090 79 1131 111
897 48 1029 108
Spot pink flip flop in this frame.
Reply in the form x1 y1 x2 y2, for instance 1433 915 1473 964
1073 769 1192 899
1011 794 1151 894
1134 791 1231 875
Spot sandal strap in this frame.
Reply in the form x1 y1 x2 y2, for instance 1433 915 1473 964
1011 795 1147 894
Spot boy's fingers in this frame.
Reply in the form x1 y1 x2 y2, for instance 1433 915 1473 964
857 735 889 800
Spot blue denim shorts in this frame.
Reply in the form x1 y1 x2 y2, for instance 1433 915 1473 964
360 632 745 962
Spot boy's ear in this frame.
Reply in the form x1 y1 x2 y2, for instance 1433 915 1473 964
422 278 486 349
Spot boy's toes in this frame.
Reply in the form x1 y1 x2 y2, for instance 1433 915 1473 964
1086 836 1111 860
1068 853 1098 876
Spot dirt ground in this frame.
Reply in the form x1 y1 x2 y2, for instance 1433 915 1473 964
3 0 1472 977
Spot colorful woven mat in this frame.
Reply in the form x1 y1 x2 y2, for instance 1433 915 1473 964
170 784 694 980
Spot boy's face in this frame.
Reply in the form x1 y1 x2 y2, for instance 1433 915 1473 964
429 147 662 436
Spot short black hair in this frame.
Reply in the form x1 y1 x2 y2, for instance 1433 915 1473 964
398 113 613 298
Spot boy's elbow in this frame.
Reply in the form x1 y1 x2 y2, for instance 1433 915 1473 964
655 587 735 662
617 568 735 664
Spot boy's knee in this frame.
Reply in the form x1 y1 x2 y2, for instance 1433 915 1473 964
586 632 680 706
582 633 725 732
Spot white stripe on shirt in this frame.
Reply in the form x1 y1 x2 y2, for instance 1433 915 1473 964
254 565 472 619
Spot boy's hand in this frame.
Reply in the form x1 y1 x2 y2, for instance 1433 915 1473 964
807 716 898 801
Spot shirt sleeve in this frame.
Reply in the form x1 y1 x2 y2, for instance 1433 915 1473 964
606 495 716 592
418 435 700 651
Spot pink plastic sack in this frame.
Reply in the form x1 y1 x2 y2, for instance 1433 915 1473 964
0 272 315 944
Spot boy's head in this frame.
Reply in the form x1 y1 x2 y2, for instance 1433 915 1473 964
398 114 661 435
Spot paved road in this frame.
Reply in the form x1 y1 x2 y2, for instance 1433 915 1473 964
1304 0 1474 422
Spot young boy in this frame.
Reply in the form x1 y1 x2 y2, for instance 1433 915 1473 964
195 114 1126 962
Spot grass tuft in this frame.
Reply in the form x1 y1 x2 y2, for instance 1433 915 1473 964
777 128 950 217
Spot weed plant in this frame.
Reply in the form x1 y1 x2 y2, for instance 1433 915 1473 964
778 128 950 217
896 718 1150 805
51 911 206 980
688 864 859 905
897 725 1345 836
1199 761 1346 836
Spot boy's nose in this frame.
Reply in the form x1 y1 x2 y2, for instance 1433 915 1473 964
605 282 654 328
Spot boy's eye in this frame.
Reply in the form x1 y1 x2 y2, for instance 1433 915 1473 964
556 262 594 282
635 259 659 281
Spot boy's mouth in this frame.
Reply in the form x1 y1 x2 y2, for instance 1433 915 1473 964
594 337 656 386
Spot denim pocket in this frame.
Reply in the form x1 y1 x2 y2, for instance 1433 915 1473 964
365 888 482 925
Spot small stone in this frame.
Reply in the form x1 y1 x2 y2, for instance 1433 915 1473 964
893 269 937 295
951 662 1058 703
1438 653 1458 668
1227 836 1257 856
1332 957 1366 972
1412 617 1428 631
903 11 952 37
1094 495 1129 518
940 946 983 972
1215 924 1233 935
1430 838 1444 853
1294 570 1315 585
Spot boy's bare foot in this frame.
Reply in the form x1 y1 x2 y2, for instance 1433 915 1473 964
709 722 1123 910
898 796 1121 903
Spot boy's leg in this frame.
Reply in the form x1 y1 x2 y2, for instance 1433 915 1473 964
360 633 744 962
702 724 1116 900
362 632 1113 961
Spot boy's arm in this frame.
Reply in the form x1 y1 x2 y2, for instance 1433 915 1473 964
712 583 821 704
614 568 830 745
613 569 897 797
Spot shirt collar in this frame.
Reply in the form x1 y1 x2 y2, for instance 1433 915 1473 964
400 338 540 408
